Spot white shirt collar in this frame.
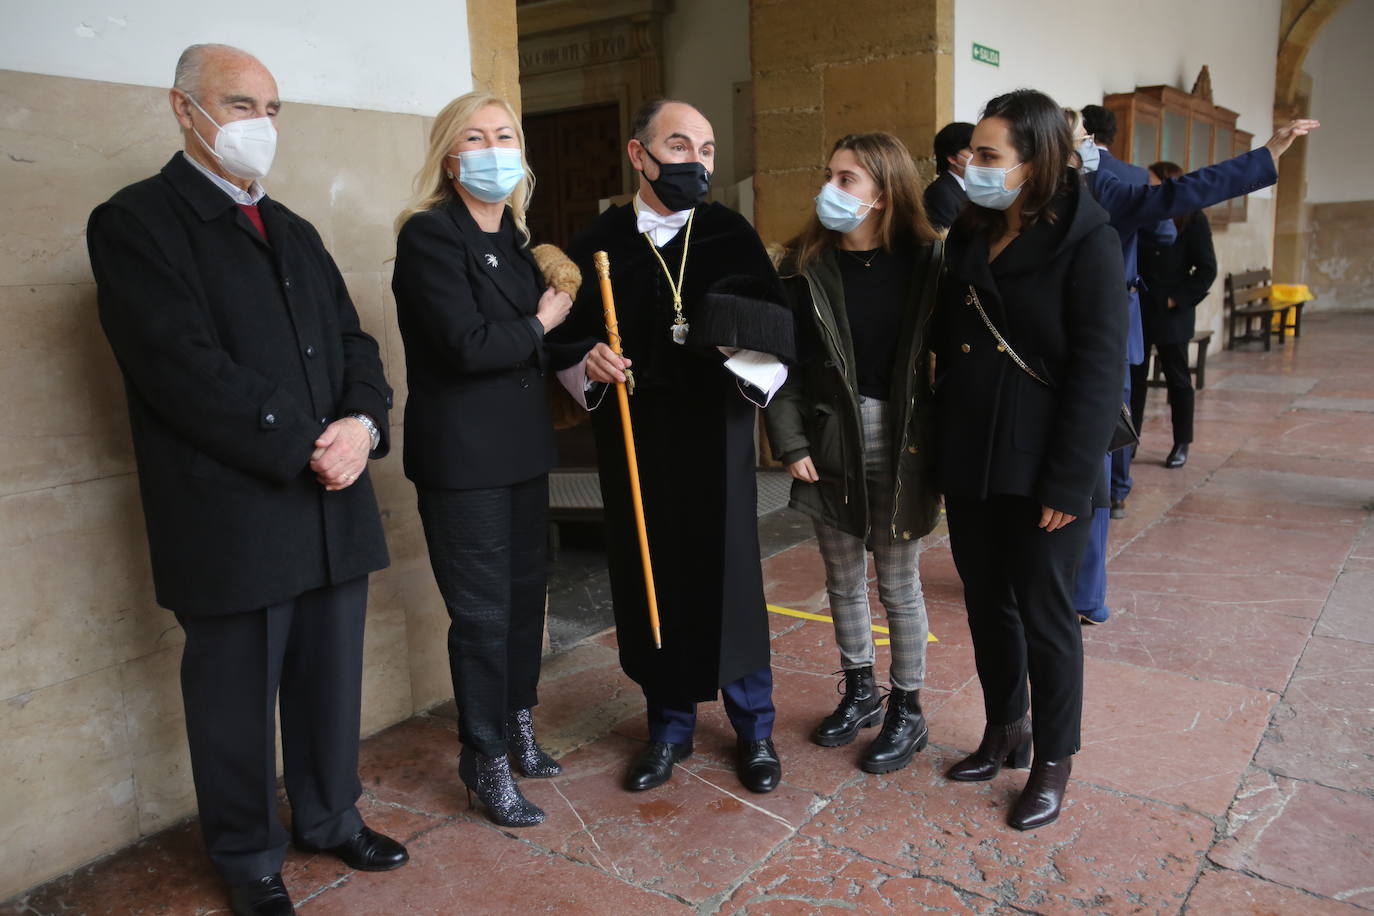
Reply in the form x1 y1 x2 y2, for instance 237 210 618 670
181 151 267 205
634 193 692 247
951 171 966 190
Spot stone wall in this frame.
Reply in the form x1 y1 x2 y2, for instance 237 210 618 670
749 0 955 246
1305 201 1374 311
0 68 455 900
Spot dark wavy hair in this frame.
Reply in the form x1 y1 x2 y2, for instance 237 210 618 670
954 89 1074 240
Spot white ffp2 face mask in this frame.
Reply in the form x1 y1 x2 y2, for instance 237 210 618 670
185 94 278 181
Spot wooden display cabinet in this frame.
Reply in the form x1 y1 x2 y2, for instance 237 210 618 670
1102 68 1254 225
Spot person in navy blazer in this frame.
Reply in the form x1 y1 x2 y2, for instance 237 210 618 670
1067 107 1317 625
393 91 573 829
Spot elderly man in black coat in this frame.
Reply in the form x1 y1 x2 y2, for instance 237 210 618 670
87 44 406 916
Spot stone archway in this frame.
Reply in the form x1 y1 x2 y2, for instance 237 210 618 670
1272 0 1348 282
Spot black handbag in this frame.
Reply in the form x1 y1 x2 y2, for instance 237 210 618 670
965 286 1139 453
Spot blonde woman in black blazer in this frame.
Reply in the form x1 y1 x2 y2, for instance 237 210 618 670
393 91 571 828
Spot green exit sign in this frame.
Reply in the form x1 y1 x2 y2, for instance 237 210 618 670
972 43 1000 67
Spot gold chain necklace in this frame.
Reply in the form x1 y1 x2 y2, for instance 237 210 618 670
637 202 695 345
840 247 880 268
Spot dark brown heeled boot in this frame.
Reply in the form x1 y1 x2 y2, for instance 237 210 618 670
1008 756 1072 830
945 716 1032 781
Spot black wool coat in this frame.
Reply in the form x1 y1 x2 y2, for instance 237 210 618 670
933 176 1128 518
1139 213 1218 346
548 202 787 703
393 199 556 489
87 153 393 616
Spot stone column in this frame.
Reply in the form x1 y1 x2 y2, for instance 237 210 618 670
749 0 954 246
468 0 523 109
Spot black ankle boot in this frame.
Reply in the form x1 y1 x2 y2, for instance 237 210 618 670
1165 442 1189 468
813 666 884 747
1009 756 1072 829
946 716 1032 781
507 708 561 778
458 748 545 827
860 688 928 773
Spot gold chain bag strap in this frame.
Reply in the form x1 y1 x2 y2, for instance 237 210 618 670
965 285 1138 453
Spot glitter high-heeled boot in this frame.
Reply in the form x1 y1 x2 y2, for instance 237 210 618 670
458 748 545 827
507 708 562 778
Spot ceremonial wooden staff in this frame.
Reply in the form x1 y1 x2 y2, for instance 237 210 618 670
594 250 662 650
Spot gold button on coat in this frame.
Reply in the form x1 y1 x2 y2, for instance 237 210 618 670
960 343 971 353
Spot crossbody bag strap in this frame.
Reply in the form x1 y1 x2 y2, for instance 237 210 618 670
964 284 1050 387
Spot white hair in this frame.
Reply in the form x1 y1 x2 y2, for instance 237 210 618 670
173 43 256 96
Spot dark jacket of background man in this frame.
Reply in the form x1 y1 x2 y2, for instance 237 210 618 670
87 152 393 616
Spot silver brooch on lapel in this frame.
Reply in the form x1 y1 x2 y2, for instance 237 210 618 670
485 254 499 268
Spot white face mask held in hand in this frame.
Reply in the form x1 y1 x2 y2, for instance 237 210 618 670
814 182 879 233
962 157 1025 211
185 94 278 181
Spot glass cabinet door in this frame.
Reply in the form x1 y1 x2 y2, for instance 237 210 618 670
1190 117 1213 168
1163 109 1188 166
1133 115 1159 168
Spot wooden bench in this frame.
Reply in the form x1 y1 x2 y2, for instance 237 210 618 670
1147 329 1214 390
1224 268 1306 350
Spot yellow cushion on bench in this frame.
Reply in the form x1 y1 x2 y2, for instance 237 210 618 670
1270 283 1314 306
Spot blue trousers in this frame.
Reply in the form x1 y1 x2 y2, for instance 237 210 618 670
1111 371 1134 502
645 667 776 743
1072 455 1113 613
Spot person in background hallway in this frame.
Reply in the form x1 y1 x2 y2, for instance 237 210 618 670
1080 105 1176 521
1133 160 1217 469
1066 105 1172 625
87 43 406 916
766 132 943 775
547 99 795 796
924 121 974 231
1067 107 1318 625
935 89 1127 831
392 91 572 828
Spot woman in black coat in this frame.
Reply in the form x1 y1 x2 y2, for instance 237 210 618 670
933 90 1126 829
392 91 572 828
1132 160 1218 469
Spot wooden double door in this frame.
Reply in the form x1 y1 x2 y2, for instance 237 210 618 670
523 103 624 250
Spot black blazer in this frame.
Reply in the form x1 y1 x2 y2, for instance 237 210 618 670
87 153 393 616
923 171 968 231
934 177 1128 517
1139 213 1217 346
393 198 556 489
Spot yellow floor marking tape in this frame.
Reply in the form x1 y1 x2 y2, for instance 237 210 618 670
767 604 937 643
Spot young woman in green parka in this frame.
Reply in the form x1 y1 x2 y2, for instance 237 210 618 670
764 132 944 774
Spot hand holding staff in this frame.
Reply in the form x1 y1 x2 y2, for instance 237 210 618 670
594 250 662 649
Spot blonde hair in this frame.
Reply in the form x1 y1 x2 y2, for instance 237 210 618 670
1063 107 1084 136
394 91 535 240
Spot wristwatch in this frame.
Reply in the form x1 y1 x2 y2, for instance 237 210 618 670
349 412 381 453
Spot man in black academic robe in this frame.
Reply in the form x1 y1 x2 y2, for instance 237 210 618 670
923 121 973 231
86 44 406 916
549 99 793 794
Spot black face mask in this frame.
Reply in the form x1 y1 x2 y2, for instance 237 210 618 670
640 146 712 212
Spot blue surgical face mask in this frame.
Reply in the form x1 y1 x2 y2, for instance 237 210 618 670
815 182 878 233
451 147 525 203
962 156 1025 211
1076 138 1100 173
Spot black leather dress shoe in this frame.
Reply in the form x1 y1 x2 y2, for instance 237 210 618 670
228 874 294 916
1109 499 1126 520
625 740 693 791
297 826 409 871
1165 443 1189 468
736 738 781 793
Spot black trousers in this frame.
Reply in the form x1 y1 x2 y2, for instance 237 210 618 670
177 577 367 885
1131 342 1195 446
944 495 1093 761
417 475 548 757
